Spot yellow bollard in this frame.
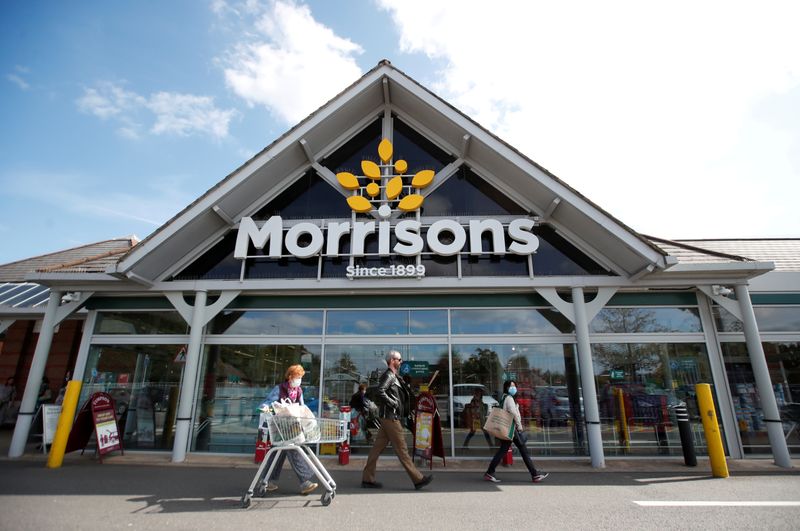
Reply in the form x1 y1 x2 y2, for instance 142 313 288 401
695 383 729 478
47 380 82 468
614 388 630 450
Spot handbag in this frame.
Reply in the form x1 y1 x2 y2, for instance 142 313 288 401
483 406 515 441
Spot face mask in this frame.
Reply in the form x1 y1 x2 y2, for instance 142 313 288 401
508 386 517 396
290 378 302 388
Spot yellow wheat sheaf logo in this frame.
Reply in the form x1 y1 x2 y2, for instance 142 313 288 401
335 139 434 219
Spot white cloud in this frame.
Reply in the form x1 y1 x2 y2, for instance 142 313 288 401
76 82 236 139
7 74 29 90
147 92 237 138
6 170 194 227
219 0 363 124
378 1 800 239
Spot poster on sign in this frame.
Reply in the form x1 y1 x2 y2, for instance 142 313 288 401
90 393 122 460
65 392 123 462
413 391 445 469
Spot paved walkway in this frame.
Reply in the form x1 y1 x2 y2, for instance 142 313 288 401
2 427 797 474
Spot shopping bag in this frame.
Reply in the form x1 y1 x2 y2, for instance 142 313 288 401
484 406 515 441
271 400 319 442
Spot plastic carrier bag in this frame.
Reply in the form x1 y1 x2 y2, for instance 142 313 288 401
271 400 319 444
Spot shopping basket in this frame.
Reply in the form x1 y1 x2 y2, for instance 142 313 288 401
241 411 348 508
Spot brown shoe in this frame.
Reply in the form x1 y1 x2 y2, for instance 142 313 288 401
414 475 433 490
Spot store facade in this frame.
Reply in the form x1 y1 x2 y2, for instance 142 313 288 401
8 62 797 466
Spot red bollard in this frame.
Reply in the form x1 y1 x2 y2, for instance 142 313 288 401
338 440 350 465
502 446 513 466
254 428 270 463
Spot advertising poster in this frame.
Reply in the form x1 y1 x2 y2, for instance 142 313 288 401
89 392 122 458
43 405 62 445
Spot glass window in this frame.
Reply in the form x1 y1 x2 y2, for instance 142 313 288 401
451 308 574 334
78 344 183 451
532 225 613 276
94 311 187 335
451 343 583 457
592 342 718 457
590 307 703 333
722 341 800 455
326 310 447 335
715 305 800 333
207 310 323 335
322 344 450 454
192 344 321 453
253 169 353 220
422 165 525 216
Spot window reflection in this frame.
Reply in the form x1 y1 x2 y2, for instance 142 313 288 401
326 310 447 335
592 342 717 456
323 344 450 454
79 345 183 451
722 341 800 455
208 310 323 335
590 308 703 333
451 308 573 334
193 344 321 453
94 311 188 335
451 343 583 457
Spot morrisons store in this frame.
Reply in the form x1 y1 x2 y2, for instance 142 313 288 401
7 61 798 467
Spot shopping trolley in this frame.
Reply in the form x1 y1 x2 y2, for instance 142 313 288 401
241 410 348 508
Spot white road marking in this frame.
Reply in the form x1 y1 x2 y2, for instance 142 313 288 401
634 501 800 507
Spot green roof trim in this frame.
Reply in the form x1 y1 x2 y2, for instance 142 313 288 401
751 293 800 305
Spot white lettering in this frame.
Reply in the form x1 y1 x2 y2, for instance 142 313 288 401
427 220 466 256
326 221 351 257
352 221 375 257
508 218 539 254
234 216 539 261
394 220 423 256
469 219 505 256
285 222 323 258
234 216 283 258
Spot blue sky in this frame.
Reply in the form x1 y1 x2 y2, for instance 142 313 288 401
1 0 799 265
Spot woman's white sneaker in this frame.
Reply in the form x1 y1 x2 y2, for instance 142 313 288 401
484 473 501 483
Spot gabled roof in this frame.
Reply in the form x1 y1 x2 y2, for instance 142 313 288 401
110 61 670 284
0 236 139 283
675 239 800 272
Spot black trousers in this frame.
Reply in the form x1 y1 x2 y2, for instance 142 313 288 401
486 432 538 476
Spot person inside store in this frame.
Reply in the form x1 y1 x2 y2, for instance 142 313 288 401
349 383 379 442
463 387 493 449
0 376 17 427
262 364 319 495
361 350 433 490
484 380 549 484
36 377 53 409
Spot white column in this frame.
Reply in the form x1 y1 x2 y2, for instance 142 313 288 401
572 287 605 468
734 285 792 468
171 290 207 463
8 290 62 457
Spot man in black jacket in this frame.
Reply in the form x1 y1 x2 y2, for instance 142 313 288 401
361 350 433 490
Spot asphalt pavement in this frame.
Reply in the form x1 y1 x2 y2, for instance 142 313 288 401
1 428 799 530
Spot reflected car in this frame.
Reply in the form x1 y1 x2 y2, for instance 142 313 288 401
515 387 535 420
536 386 575 422
436 384 499 424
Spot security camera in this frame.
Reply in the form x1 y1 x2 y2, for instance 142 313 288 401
712 285 733 297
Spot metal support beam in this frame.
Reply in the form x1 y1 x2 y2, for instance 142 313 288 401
8 290 62 457
0 319 15 334
172 289 207 463
734 284 792 468
212 205 234 226
460 134 471 159
572 287 605 468
542 197 561 221
299 138 316 164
